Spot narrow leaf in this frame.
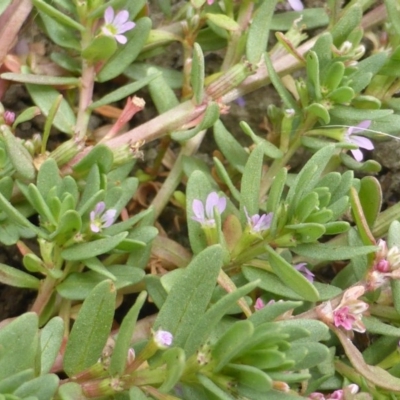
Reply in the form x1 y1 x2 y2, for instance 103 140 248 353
63 280 116 376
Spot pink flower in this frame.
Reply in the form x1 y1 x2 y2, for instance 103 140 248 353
3 110 15 125
192 192 226 227
101 7 136 44
287 0 304 11
254 298 265 311
207 0 215 4
318 286 368 333
344 120 374 162
90 202 117 233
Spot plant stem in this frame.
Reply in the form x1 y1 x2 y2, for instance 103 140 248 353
30 275 57 316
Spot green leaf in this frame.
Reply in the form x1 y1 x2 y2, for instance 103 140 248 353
265 51 298 111
83 257 116 280
57 382 85 400
358 176 382 229
125 63 182 90
249 300 303 325
191 43 205 105
0 370 35 393
330 4 362 47
73 144 114 174
89 73 160 110
154 245 223 347
225 363 272 394
13 374 58 400
327 86 354 103
306 51 321 100
109 291 147 376
246 0 279 64
57 265 144 300
213 120 248 173
1 125 35 181
289 342 329 370
240 144 263 217
40 317 64 374
363 316 400 337
265 246 319 302
271 8 329 30
37 12 80 50
63 280 116 376
159 348 186 393
32 0 84 31
240 121 283 159
286 222 326 242
292 243 377 260
330 105 392 121
323 61 345 92
172 102 220 142
25 83 76 134
81 36 117 62
197 374 236 400
37 158 62 199
61 232 128 261
97 17 152 82
184 281 259 357
306 103 330 123
287 145 335 215
211 320 254 371
205 13 240 31
0 313 38 380
0 263 40 289
1 72 80 86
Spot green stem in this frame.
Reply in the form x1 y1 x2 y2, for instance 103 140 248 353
150 130 206 219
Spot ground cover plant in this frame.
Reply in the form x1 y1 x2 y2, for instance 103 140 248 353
1 0 400 399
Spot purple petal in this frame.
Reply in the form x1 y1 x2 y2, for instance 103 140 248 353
349 134 374 150
102 209 117 227
287 0 304 11
113 10 130 28
90 223 100 233
94 201 106 215
254 213 273 231
351 120 371 134
350 148 364 162
294 263 315 282
117 21 136 34
205 192 220 219
216 196 227 214
192 199 205 221
115 34 128 44
104 7 114 24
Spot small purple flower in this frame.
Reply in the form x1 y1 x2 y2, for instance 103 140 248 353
344 120 374 162
101 7 136 45
244 208 273 234
294 263 315 282
192 192 226 227
287 0 304 11
154 329 173 349
207 0 215 4
90 202 117 233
